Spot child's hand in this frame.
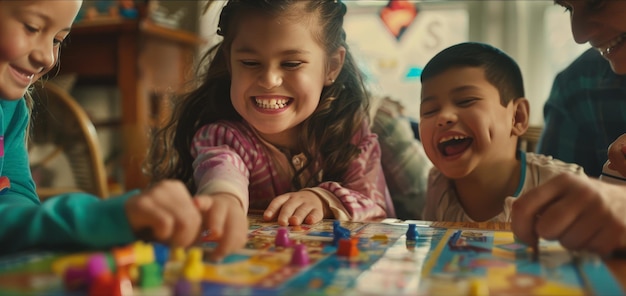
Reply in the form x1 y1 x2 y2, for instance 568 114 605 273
124 180 201 248
194 193 248 261
607 133 626 177
263 191 329 226
511 173 626 256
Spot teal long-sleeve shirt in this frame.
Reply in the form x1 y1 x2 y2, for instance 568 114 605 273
0 98 136 253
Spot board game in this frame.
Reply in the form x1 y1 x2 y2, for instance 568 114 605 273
0 217 623 295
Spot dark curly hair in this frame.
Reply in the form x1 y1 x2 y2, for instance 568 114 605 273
145 0 370 193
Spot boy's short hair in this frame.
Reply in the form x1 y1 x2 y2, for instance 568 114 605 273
420 42 525 106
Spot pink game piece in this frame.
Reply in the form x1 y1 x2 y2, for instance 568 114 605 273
86 253 110 283
290 244 309 266
275 227 291 248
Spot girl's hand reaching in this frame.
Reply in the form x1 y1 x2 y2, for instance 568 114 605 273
194 193 248 261
124 180 202 248
264 191 330 226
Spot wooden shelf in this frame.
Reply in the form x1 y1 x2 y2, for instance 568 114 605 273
59 19 203 190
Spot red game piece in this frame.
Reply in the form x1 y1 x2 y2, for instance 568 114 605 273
88 272 113 296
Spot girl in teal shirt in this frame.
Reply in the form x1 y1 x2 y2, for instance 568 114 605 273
0 0 246 259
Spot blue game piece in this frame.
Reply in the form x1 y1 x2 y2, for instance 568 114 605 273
332 220 350 246
406 224 418 241
152 243 170 266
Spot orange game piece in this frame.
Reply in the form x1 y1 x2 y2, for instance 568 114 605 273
112 245 135 267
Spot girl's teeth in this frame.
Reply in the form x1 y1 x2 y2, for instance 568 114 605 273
255 98 289 109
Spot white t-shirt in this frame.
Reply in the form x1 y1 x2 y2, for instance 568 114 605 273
422 152 585 222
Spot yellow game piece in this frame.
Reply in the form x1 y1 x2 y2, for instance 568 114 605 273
127 264 139 282
182 248 204 282
468 279 489 296
132 241 155 265
51 253 91 275
171 248 187 262
371 234 389 243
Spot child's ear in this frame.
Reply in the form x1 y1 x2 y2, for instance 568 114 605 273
325 46 346 86
511 97 530 136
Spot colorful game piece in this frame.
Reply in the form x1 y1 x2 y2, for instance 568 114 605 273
152 243 170 266
337 237 359 258
88 272 113 296
332 220 351 246
64 266 88 290
467 279 489 296
132 241 155 265
290 244 310 267
111 269 133 296
406 224 418 241
112 245 135 267
171 248 186 262
371 234 389 244
173 279 192 296
127 264 139 283
0 176 10 194
139 262 163 288
86 253 111 284
275 227 291 248
182 248 204 282
53 253 91 275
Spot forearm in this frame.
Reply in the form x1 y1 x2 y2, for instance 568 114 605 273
0 192 136 253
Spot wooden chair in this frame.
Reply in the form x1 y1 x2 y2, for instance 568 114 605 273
29 83 109 200
520 125 543 153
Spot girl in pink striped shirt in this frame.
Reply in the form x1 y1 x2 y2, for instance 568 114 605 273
147 0 395 253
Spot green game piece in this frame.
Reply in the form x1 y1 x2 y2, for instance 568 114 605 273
139 262 163 288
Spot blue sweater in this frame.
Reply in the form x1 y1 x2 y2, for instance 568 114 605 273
0 98 136 253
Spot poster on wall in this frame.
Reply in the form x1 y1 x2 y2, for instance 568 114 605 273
344 1 468 120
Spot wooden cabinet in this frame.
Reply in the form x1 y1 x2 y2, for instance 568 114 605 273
59 19 203 190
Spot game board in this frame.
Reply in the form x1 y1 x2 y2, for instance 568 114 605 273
0 217 622 296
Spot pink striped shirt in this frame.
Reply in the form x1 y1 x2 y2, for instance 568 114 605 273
191 120 395 221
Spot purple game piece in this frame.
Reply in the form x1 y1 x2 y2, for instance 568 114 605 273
290 244 309 266
64 266 88 290
275 227 291 247
173 279 192 296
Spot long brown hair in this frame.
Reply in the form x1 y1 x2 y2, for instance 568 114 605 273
145 0 370 193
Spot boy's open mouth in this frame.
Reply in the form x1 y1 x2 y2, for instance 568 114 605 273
438 136 473 157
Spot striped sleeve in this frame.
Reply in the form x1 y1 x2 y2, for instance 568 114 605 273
191 122 254 212
317 124 394 221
